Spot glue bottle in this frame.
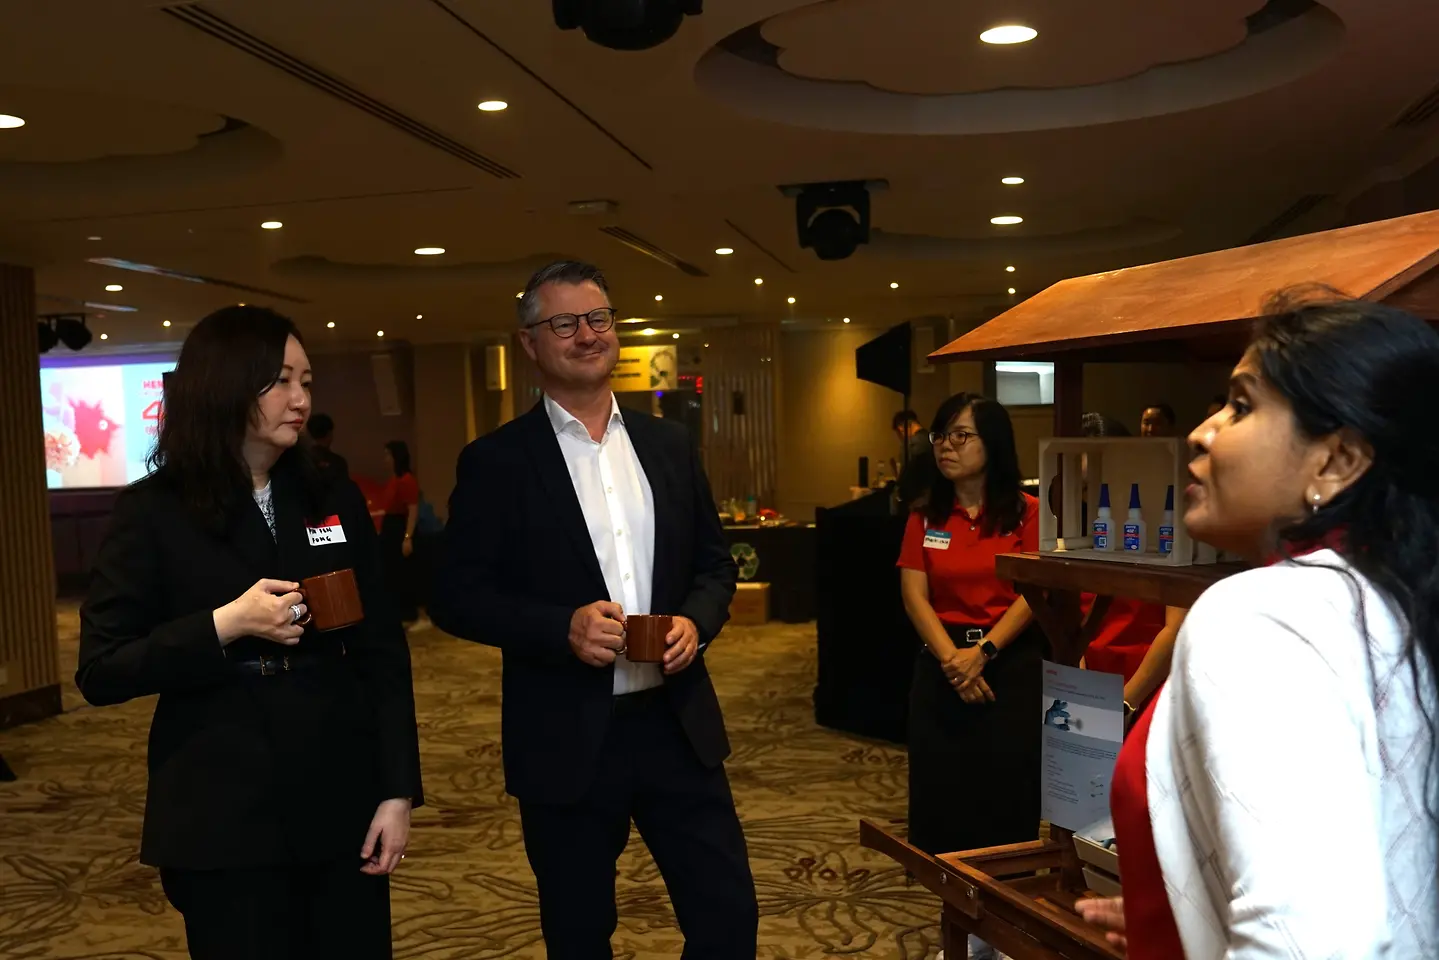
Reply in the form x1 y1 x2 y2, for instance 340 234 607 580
1092 483 1115 551
1158 486 1175 556
1122 484 1146 553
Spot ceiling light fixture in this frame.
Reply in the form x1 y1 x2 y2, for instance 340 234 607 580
671 333 680 340
0 114 25 129
715 247 734 255
889 281 899 289
105 284 123 292
100 333 109 340
477 100 509 112
787 296 796 304
703 342 710 348
377 330 385 337
87 235 102 241
991 215 1024 225
843 317 851 324
640 328 658 336
754 277 763 285
655 294 664 301
1008 287 1017 295
327 321 336 328
980 25 1037 44
1001 176 1025 185
414 247 445 256
261 220 283 230
415 314 423 319
162 320 172 327
1005 265 1016 272
515 291 523 298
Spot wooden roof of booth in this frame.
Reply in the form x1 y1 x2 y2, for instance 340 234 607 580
932 209 1439 363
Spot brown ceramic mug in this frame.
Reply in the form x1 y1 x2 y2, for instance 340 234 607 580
623 614 673 664
299 569 365 632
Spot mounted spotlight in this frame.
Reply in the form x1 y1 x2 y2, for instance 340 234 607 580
553 0 702 51
781 180 884 261
56 315 93 351
38 319 58 353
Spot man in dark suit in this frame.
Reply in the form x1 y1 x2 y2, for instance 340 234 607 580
307 412 350 485
431 261 756 958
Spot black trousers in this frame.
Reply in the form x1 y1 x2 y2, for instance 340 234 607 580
907 624 1047 856
379 514 417 622
518 690 758 959
159 860 391 960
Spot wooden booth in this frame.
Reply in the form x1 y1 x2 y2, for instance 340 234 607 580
861 208 1439 959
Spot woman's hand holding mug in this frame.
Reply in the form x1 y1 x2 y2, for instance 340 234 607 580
213 579 307 646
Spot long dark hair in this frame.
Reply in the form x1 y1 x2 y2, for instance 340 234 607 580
1254 290 1439 817
920 392 1024 536
149 305 321 532
385 440 412 477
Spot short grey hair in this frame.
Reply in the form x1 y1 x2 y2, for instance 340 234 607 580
517 260 610 327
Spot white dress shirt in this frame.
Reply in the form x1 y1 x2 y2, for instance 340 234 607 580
544 394 661 695
1146 549 1437 958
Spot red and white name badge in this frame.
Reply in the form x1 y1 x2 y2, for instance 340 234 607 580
306 514 347 547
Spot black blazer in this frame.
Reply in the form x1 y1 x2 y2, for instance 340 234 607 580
431 403 737 804
77 465 423 869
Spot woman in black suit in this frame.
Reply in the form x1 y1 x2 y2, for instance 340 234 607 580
77 306 423 960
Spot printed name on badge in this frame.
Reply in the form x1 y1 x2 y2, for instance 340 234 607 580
922 529 952 550
306 514 347 547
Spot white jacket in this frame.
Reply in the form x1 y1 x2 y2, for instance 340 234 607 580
1145 550 1438 958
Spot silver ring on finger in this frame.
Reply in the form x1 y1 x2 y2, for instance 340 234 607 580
290 603 304 625
617 644 627 656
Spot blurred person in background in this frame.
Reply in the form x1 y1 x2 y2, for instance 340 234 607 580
76 305 422 959
307 412 349 485
1139 403 1176 437
379 440 419 626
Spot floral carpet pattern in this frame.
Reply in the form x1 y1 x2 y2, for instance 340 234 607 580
0 612 939 959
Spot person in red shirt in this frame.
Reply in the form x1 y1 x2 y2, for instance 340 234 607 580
897 392 1043 960
380 440 420 624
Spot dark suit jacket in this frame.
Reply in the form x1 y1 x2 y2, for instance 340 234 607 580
77 465 423 869
314 446 350 487
430 403 737 805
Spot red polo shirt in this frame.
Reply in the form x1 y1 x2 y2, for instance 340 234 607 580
1080 596 1168 682
897 494 1039 627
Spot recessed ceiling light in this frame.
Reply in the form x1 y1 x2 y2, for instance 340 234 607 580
1001 176 1025 185
980 25 1037 45
261 220 283 230
87 235 102 241
890 282 899 289
703 342 710 348
515 291 523 298
843 317 851 324
162 320 172 327
754 277 763 285
0 114 25 129
326 321 336 328
640 328 658 336
991 215 1024 225
104 284 123 292
715 247 734 255
415 314 423 319
655 294 664 301
1005 265 1016 272
1008 287 1017 294
414 247 445 256
377 330 385 337
671 333 680 340
99 333 109 340
787 296 796 304
477 100 508 112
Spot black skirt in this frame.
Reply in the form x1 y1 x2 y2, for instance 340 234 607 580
379 514 417 623
906 623 1047 856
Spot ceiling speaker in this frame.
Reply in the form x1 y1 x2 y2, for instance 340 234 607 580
553 0 703 51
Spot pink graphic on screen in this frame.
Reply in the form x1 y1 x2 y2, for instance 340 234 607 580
40 359 174 489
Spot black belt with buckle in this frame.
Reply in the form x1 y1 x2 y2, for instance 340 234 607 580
232 641 347 677
934 625 989 650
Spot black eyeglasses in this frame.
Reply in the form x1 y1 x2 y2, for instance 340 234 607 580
930 429 980 448
524 307 617 339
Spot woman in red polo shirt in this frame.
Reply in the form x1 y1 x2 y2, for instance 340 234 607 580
898 393 1043 957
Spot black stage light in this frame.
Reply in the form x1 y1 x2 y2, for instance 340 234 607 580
791 181 873 261
56 315 93 351
553 0 703 51
38 319 58 353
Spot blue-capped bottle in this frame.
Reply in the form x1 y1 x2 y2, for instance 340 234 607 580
1092 483 1115 551
1122 483 1146 553
1158 485 1175 556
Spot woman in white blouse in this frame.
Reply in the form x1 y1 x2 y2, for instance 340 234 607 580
1080 291 1439 958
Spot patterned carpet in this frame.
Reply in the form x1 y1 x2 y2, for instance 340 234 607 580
0 611 940 959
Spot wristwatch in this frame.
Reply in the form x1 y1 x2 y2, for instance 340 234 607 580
979 639 999 661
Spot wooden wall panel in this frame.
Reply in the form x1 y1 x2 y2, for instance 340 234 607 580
700 324 781 507
0 264 61 725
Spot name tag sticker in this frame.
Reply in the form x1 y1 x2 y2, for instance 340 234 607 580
306 514 347 547
923 529 952 550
